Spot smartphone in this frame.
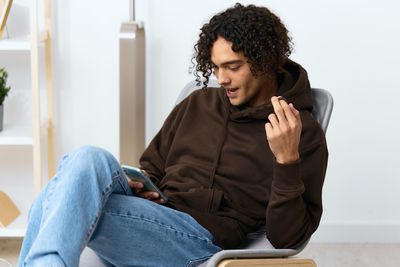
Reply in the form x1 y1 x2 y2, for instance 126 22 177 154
121 165 168 203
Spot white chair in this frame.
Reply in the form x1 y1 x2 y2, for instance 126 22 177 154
80 80 334 267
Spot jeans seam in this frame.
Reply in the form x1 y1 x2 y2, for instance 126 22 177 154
80 172 120 252
42 178 57 223
103 211 214 243
116 170 131 195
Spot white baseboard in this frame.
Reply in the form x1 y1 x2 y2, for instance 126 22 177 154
310 223 400 243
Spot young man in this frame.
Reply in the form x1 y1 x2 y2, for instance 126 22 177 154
18 3 328 267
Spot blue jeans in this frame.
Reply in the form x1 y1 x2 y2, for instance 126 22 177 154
18 146 221 267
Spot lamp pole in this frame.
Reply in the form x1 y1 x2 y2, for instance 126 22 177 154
119 0 145 166
130 0 135 21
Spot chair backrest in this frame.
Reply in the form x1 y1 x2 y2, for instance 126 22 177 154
175 80 219 105
311 88 334 133
176 80 334 134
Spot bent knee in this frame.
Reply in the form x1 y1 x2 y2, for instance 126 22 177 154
73 145 111 158
59 145 119 173
53 145 122 189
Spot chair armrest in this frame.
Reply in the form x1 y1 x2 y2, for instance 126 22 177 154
201 237 310 267
203 248 298 267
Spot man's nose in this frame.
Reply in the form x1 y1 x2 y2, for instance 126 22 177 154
217 70 230 85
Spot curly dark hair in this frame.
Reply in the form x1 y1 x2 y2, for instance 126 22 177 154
192 3 293 88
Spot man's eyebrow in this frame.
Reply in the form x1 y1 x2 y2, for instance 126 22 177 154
212 60 244 67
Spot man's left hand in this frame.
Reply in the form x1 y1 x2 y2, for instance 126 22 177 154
265 96 302 164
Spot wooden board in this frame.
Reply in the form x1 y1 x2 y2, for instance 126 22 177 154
0 190 20 228
217 258 317 267
0 0 13 39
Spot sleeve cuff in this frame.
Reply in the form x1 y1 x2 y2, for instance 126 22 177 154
272 159 304 190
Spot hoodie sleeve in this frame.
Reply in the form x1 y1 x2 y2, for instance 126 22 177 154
265 113 328 249
139 103 183 185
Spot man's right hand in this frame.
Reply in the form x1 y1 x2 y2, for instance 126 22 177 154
127 172 165 204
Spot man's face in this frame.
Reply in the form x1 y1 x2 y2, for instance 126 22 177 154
211 37 274 107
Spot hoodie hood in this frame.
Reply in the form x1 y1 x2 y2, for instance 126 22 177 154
218 59 313 122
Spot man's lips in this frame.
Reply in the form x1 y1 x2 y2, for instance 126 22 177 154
225 88 239 98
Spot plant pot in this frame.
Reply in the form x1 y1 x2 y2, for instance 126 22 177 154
0 104 3 132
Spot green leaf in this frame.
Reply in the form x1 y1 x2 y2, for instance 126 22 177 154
0 68 11 105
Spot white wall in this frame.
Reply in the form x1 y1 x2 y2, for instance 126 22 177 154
134 0 400 243
2 0 400 242
51 0 129 157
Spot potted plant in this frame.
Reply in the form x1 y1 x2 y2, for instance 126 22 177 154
0 67 11 131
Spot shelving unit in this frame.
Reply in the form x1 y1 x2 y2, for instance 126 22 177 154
0 0 54 238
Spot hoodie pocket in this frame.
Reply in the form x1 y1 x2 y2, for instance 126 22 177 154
209 189 224 213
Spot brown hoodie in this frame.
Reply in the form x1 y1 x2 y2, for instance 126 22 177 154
140 59 328 249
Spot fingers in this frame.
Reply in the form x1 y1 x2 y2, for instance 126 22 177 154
265 122 273 140
271 97 293 121
127 179 165 203
128 180 143 193
138 191 159 200
267 113 279 129
269 96 301 128
152 198 165 204
137 191 165 204
289 103 302 126
270 96 288 125
142 170 149 177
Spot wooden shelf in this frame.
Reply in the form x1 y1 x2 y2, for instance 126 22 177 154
0 0 55 238
0 36 31 51
0 124 33 145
